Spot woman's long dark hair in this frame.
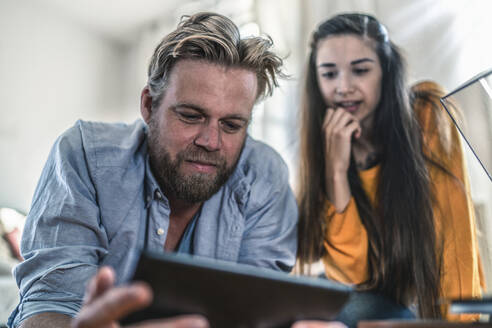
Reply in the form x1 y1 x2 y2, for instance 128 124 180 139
297 13 442 318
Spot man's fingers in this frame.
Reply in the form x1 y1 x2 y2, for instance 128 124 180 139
84 266 115 305
74 282 152 328
291 321 347 328
129 315 210 328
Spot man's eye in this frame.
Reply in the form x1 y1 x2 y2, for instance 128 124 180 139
221 121 242 133
178 112 202 122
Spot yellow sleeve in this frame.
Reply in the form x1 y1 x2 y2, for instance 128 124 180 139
322 198 369 284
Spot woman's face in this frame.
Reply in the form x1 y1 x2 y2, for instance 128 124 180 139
316 34 383 125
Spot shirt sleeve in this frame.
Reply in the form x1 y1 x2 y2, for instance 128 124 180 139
237 154 298 273
9 125 109 327
322 198 369 284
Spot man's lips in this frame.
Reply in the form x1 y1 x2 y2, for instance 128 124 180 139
185 160 218 173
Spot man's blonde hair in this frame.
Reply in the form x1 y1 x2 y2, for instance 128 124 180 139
147 12 284 107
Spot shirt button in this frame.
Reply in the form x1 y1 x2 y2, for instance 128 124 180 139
157 228 164 235
155 191 162 200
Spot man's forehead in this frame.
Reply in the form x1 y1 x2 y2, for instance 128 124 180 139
165 59 257 114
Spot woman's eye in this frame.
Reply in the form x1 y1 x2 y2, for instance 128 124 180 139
321 71 336 79
353 68 370 75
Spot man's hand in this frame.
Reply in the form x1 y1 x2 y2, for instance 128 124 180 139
72 266 344 328
72 266 209 328
292 321 347 328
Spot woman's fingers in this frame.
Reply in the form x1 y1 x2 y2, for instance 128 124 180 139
323 107 361 178
323 108 361 142
322 108 335 134
343 120 362 139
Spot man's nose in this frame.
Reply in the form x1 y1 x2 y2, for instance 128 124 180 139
194 123 221 151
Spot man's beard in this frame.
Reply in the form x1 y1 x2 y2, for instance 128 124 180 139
147 121 241 203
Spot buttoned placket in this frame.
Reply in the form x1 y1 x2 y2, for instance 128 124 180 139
144 189 171 253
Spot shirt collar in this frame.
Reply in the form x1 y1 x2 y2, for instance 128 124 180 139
144 154 169 208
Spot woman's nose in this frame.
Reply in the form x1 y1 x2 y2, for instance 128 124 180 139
335 74 354 95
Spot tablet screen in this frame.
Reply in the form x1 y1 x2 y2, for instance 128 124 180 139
120 250 351 328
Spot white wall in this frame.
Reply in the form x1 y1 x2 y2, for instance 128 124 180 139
0 0 131 213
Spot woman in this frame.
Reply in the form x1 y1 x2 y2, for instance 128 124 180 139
297 13 483 321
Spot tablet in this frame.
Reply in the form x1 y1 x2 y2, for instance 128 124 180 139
120 250 351 328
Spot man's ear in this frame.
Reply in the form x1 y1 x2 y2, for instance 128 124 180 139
140 86 153 124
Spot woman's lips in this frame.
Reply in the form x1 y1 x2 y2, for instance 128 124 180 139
336 101 361 113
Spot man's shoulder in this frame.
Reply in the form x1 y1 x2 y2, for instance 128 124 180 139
240 136 286 168
230 136 289 190
60 119 148 168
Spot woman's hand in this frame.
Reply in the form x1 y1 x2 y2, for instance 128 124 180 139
322 108 361 212
323 108 361 175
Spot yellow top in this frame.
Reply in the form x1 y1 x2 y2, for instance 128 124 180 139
322 86 484 321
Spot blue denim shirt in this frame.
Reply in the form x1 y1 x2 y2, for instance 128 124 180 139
9 120 298 327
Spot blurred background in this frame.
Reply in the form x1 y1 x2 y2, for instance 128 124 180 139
1 0 492 289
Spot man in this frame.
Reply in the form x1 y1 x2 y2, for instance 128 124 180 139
9 12 299 328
